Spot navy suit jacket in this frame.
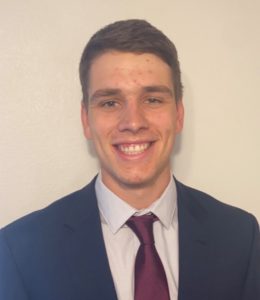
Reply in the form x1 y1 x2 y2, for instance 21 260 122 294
0 178 259 300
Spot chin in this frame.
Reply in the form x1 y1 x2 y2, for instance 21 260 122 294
116 172 158 189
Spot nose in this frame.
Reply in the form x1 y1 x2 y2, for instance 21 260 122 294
118 100 148 133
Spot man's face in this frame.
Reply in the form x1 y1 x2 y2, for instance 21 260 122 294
81 51 184 195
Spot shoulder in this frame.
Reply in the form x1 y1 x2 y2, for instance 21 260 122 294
175 179 259 233
0 178 97 247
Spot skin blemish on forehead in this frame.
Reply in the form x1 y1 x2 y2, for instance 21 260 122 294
113 67 124 74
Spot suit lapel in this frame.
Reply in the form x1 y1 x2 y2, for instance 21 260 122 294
60 178 117 300
176 181 212 300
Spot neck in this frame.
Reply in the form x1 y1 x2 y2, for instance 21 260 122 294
101 171 172 209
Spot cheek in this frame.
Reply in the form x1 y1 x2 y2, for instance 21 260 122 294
153 111 176 131
88 121 111 143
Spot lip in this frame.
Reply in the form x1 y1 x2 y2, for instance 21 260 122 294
112 141 155 159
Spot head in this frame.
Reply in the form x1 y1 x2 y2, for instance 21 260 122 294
80 20 184 207
79 19 183 105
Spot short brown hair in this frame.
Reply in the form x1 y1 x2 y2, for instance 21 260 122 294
79 19 183 104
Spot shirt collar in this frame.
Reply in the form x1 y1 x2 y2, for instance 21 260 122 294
95 173 177 234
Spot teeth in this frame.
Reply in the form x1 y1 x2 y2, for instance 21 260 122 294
119 143 150 155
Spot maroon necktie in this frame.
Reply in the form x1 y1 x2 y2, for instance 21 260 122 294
127 214 170 300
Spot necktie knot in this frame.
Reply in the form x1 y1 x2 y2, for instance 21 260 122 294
127 214 157 245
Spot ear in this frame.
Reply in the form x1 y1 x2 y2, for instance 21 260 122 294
81 102 92 139
175 100 184 133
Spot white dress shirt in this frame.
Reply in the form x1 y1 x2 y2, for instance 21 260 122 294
95 174 179 300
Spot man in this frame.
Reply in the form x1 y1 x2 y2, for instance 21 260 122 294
0 19 259 300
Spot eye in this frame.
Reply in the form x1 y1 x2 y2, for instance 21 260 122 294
100 100 118 108
145 97 163 105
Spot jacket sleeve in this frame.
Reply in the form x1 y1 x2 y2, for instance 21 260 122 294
242 216 260 300
0 230 28 300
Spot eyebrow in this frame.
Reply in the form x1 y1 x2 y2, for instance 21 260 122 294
90 89 122 102
90 85 174 102
142 85 173 96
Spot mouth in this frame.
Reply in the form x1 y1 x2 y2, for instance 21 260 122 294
115 142 152 156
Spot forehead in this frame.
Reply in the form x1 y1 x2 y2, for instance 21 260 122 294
88 51 173 95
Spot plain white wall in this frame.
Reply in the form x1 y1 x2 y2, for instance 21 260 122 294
0 0 259 227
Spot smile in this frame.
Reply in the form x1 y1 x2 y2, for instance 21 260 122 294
117 143 151 155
